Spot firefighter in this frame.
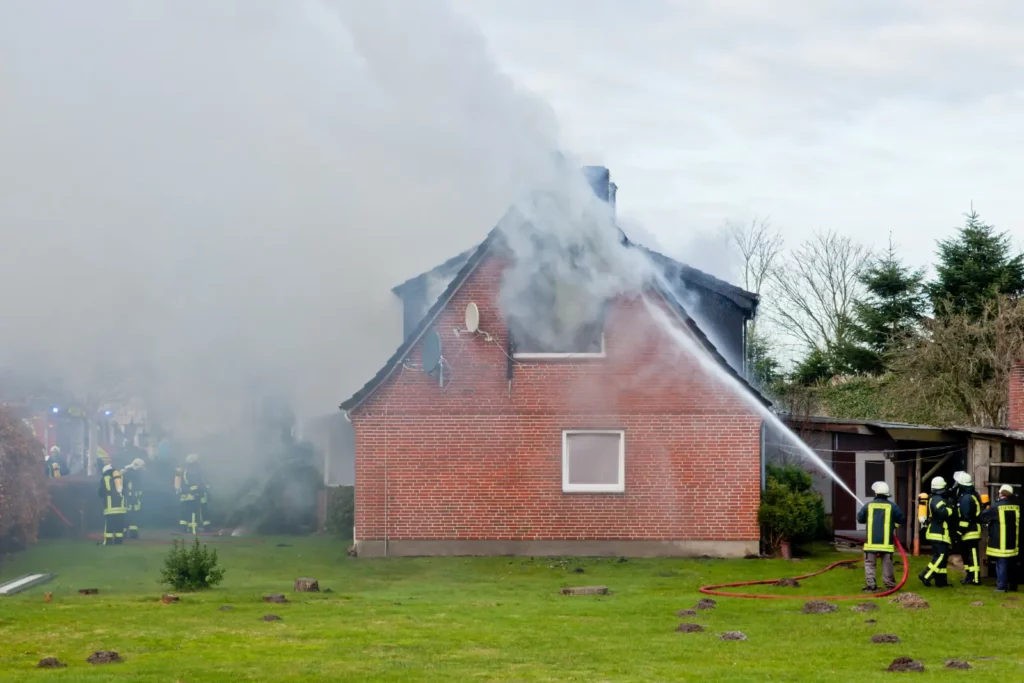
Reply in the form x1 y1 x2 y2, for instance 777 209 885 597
183 453 207 535
175 467 189 534
953 471 983 586
122 458 146 539
98 464 127 546
857 481 905 592
981 484 1020 592
919 476 954 587
45 446 61 478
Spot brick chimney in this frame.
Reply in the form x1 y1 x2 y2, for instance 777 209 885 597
1009 362 1024 430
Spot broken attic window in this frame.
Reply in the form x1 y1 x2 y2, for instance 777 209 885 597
507 275 607 358
510 317 604 357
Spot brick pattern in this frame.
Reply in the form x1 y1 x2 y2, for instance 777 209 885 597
1009 362 1024 431
350 255 763 543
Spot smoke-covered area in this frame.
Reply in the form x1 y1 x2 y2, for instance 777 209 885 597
0 0 567 437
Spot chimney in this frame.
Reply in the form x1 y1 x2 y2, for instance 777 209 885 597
1009 362 1024 430
581 165 617 218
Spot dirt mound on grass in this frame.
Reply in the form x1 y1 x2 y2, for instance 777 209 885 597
776 578 800 588
720 631 747 641
802 601 838 614
865 619 878 624
262 614 283 621
675 623 704 633
889 593 929 610
1001 603 1021 609
219 605 234 611
970 601 984 607
852 602 879 613
263 594 289 604
87 651 123 665
695 598 716 610
675 609 697 617
945 660 971 670
886 657 924 672
871 634 901 644
37 658 66 668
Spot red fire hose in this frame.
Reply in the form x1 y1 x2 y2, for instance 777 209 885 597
698 535 909 600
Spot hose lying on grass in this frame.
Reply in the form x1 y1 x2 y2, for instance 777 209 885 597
698 536 908 600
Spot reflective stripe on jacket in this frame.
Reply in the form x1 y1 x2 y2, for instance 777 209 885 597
925 494 952 543
957 489 983 541
857 497 905 552
982 497 1020 558
99 472 127 515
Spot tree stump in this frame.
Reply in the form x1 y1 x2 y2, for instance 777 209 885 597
560 586 608 596
294 578 319 592
78 588 99 595
162 594 180 604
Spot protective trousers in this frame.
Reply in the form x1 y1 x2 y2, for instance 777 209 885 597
922 541 950 587
185 498 201 535
179 497 191 533
864 551 895 589
200 493 211 531
103 512 126 546
959 540 981 585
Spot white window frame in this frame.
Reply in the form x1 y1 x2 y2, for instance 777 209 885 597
562 429 625 493
513 333 607 360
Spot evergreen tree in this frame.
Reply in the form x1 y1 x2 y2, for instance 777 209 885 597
852 239 926 372
745 327 781 390
929 208 1024 317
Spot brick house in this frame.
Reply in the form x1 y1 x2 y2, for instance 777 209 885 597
341 169 769 558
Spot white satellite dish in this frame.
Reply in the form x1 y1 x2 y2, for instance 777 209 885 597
465 302 480 333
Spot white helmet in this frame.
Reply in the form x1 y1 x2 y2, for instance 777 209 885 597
185 453 199 464
931 476 947 492
50 446 60 455
102 464 113 473
871 481 890 496
1000 484 1015 495
958 472 973 487
131 458 146 470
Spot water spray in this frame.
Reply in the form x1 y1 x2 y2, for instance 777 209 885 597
642 296 863 506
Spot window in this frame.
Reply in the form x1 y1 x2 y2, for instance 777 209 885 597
990 466 1024 487
562 430 624 493
864 461 885 498
512 321 605 358
1000 442 1014 463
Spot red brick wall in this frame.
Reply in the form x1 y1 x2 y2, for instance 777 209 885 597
350 255 763 543
1009 362 1024 431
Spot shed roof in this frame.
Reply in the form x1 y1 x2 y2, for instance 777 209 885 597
781 414 1024 443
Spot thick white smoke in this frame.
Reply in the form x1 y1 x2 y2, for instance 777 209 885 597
0 0 567 435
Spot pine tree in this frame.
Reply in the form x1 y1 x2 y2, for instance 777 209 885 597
852 238 926 372
929 208 1024 317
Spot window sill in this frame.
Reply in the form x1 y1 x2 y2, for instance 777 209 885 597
514 352 606 360
562 486 625 494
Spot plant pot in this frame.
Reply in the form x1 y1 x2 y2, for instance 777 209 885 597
780 541 792 559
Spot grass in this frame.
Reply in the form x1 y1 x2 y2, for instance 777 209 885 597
1 534 1022 681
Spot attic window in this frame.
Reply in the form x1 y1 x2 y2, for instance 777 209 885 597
511 319 605 359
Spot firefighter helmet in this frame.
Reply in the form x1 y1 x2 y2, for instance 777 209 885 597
1000 484 1015 495
931 476 947 492
185 453 199 464
131 458 146 469
958 472 973 487
871 481 890 496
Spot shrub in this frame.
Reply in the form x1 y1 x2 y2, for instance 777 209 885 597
0 408 49 555
160 537 225 591
326 486 354 538
759 465 825 553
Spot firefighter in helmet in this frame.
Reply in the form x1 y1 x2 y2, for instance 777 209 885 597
98 464 127 546
981 484 1020 592
952 471 983 586
857 481 905 592
182 453 209 535
122 458 146 539
919 476 954 587
46 446 62 478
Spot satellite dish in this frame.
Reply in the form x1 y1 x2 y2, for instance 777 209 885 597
421 330 442 374
465 302 480 333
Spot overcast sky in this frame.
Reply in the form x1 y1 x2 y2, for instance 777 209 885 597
459 0 1024 280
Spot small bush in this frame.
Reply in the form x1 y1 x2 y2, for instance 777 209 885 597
326 486 354 538
160 537 225 591
759 465 824 554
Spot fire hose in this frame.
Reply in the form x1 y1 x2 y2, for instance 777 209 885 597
698 535 909 600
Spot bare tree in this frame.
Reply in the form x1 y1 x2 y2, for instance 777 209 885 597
727 217 784 300
769 230 870 353
890 296 1024 427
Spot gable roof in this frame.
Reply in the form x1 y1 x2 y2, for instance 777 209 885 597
393 240 759 319
341 225 770 413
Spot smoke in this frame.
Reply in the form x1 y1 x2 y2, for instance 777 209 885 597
0 0 563 436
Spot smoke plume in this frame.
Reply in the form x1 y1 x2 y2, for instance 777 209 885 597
0 0 573 435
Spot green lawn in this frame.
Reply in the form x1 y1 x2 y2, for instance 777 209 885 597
1 534 1021 681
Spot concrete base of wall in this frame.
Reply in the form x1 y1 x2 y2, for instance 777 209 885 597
354 539 758 559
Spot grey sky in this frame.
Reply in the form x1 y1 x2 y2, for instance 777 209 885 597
460 0 1024 279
